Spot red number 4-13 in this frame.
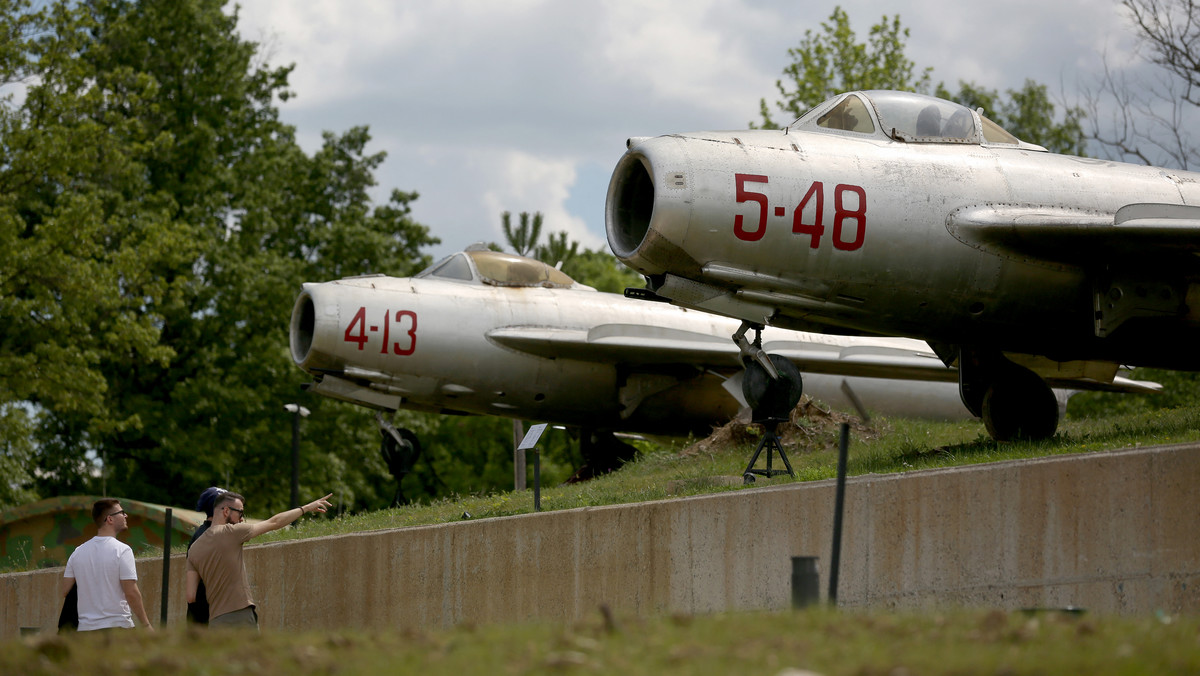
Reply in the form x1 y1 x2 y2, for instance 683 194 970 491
733 173 867 251
344 307 418 355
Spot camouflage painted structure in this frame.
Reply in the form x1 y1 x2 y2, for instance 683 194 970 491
0 496 203 571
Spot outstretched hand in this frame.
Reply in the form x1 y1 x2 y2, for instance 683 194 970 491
305 493 334 514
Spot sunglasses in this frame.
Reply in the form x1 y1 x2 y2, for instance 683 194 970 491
227 507 244 517
108 510 127 518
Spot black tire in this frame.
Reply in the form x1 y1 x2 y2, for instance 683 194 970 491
742 354 804 422
982 369 1058 441
381 427 421 478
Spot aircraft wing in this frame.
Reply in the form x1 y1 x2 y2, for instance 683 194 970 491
490 324 955 379
488 324 743 367
755 344 1158 393
1044 375 1161 394
489 324 1162 394
948 203 1200 267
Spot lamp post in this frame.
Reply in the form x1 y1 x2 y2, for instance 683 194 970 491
284 404 311 509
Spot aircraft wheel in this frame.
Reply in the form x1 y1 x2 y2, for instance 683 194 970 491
567 430 638 483
981 369 1058 441
742 354 804 422
381 427 422 505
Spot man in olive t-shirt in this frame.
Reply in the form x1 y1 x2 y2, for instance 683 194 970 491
186 490 332 628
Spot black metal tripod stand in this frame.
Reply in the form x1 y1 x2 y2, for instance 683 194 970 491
742 416 795 483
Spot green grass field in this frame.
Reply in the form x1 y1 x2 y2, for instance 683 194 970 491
5 606 1198 675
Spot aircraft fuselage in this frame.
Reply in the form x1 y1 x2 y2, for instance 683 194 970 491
608 116 1200 369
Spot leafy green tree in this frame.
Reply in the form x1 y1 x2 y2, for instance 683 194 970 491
1 0 177 440
501 211 543 257
938 80 1086 155
387 411 577 503
560 249 644 294
0 0 438 512
0 404 37 507
757 6 1084 154
535 231 578 269
755 6 932 129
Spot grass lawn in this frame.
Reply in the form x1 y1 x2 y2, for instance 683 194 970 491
5 605 1197 675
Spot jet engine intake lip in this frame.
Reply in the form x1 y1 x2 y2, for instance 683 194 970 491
606 151 655 260
291 291 317 365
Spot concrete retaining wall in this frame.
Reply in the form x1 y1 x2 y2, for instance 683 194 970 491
3 443 1197 636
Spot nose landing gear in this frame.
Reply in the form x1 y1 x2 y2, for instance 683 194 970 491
735 322 803 482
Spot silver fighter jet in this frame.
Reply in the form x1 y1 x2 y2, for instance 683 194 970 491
606 90 1191 440
291 247 1067 475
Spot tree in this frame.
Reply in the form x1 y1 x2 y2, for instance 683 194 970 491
534 231 578 269
755 6 932 129
1125 0 1200 102
1079 0 1199 169
499 210 641 293
501 211 543 257
938 80 1086 155
758 7 1085 155
0 0 439 512
1 0 175 435
559 249 643 294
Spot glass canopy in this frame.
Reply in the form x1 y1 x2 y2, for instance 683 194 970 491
797 90 1026 146
416 249 577 288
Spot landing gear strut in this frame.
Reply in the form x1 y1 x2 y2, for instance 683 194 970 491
566 429 639 483
735 322 803 481
378 413 422 506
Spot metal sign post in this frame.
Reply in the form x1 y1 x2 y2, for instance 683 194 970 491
161 508 172 625
517 423 548 512
829 380 871 607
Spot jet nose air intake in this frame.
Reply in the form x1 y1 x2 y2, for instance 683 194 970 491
290 291 317 366
606 150 655 262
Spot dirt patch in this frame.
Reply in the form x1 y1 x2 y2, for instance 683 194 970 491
679 396 883 458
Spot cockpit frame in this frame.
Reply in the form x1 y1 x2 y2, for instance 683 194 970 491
416 248 580 289
791 90 1044 151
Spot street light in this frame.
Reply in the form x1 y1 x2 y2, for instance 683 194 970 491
285 404 311 510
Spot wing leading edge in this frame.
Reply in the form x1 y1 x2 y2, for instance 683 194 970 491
947 202 1200 267
487 324 1161 395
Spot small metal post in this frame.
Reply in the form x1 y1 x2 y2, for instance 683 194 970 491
285 404 310 510
829 422 849 606
791 556 819 608
291 412 300 509
161 508 172 626
533 449 541 512
516 423 548 509
513 420 526 491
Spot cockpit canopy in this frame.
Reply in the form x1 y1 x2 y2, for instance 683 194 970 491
416 248 581 288
794 90 1042 150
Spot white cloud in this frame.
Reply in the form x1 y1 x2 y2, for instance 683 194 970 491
481 151 601 251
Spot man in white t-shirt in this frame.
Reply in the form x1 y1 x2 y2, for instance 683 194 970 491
60 499 154 631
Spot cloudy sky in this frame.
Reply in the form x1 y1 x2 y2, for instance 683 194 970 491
234 0 1142 261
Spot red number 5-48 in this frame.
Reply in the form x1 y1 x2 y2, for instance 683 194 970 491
733 174 867 251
